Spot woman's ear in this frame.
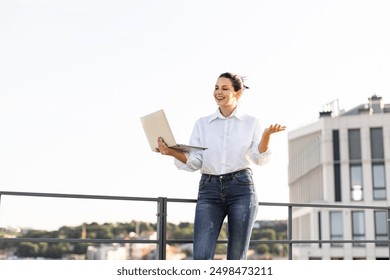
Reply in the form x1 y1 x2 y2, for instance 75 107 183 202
236 89 243 99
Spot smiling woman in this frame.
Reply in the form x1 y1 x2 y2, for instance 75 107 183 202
2 0 389 265
156 72 286 260
214 73 248 117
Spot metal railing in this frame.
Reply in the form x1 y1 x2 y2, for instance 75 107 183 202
0 191 389 260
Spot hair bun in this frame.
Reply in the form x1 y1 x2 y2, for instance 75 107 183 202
219 72 250 91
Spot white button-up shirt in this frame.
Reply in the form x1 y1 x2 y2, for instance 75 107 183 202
174 107 271 175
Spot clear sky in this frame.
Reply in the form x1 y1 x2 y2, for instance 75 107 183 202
1 0 389 230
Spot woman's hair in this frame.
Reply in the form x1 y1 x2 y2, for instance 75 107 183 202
218 72 250 92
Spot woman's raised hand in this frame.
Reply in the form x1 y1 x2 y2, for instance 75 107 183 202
263 124 286 136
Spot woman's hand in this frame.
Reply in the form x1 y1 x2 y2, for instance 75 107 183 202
156 137 173 155
258 123 286 153
156 137 188 163
263 124 286 136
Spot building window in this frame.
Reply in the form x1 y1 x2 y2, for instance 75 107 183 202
370 128 386 200
352 211 365 247
330 211 343 247
374 211 388 247
370 127 384 159
348 129 361 160
350 165 363 201
373 164 387 200
318 212 322 248
348 129 363 201
333 130 342 202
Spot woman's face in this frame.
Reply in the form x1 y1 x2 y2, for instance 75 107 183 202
214 77 241 108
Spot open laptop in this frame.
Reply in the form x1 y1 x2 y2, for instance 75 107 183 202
140 109 207 152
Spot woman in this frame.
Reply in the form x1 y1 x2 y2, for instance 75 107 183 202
157 72 285 260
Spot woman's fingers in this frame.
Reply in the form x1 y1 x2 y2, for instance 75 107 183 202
157 137 169 155
265 124 287 135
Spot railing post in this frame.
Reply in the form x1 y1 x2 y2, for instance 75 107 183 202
156 197 167 260
287 205 293 260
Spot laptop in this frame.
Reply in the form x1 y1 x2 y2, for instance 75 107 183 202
140 109 207 152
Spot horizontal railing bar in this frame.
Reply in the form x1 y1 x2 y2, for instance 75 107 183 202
2 237 388 245
1 191 387 210
250 240 390 244
0 191 158 202
166 198 197 203
167 239 390 245
0 191 389 210
0 238 159 244
258 201 389 210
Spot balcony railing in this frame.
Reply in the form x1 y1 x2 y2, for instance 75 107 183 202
0 191 389 260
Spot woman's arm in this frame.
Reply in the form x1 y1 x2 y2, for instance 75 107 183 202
258 124 286 153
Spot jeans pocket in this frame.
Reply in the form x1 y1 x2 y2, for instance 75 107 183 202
233 172 254 186
198 177 209 189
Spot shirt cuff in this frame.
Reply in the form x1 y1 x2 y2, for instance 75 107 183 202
253 148 272 165
174 153 201 172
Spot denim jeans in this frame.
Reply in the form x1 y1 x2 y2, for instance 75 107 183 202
193 168 258 260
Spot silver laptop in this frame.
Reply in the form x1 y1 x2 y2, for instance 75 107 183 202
140 109 207 152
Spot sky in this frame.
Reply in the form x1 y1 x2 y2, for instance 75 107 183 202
1 0 390 231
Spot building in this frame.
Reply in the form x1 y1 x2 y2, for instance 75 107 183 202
86 244 127 260
288 95 390 260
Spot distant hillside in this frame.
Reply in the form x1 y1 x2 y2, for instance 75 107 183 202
0 219 287 259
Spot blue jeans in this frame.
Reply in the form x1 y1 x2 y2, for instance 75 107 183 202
193 169 258 260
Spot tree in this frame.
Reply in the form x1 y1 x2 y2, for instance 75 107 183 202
256 243 269 255
16 242 39 258
44 243 71 259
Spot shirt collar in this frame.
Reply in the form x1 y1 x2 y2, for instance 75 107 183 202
208 106 244 123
